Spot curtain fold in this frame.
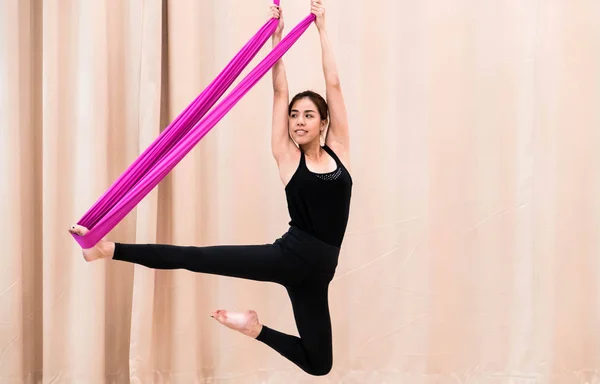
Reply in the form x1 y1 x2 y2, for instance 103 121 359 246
1 0 599 382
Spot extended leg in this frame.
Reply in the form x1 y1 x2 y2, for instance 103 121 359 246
113 242 307 286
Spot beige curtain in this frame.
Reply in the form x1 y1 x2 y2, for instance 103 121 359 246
2 0 600 382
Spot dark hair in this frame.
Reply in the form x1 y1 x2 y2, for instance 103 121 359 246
288 90 329 122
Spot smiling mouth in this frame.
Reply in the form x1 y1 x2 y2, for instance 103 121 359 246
295 129 307 134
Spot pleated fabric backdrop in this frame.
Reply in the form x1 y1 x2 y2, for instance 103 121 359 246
1 0 599 382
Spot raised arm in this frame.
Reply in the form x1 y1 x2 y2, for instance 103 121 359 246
312 0 350 153
270 6 296 162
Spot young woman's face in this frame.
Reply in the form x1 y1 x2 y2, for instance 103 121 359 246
289 98 325 145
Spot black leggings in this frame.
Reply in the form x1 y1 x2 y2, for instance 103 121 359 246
113 226 340 376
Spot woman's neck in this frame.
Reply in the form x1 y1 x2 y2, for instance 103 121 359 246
301 141 323 161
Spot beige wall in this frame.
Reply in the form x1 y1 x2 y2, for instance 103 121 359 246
1 0 599 382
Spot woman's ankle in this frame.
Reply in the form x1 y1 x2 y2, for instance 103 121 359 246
103 241 116 259
251 323 264 339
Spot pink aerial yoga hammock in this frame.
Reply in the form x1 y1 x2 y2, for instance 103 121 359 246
72 1 315 249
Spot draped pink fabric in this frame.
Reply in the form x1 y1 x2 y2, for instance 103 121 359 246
72 1 315 248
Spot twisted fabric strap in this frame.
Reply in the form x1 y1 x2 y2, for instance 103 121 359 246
72 1 315 248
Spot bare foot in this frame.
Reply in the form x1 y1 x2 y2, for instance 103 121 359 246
68 224 115 262
211 309 263 338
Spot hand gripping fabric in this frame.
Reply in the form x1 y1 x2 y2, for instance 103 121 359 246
72 1 316 248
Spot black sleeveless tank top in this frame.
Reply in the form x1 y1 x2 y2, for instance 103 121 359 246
285 145 353 247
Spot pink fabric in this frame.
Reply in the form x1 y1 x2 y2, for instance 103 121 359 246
72 2 315 248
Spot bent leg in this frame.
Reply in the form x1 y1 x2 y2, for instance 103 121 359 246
113 242 306 286
257 281 334 376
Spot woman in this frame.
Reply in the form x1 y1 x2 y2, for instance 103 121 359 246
69 0 351 376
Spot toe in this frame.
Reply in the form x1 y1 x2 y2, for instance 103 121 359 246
69 224 89 236
215 310 228 323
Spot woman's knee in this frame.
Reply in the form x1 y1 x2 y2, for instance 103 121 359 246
306 359 332 376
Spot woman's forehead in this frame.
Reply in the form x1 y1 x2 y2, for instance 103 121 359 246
292 99 317 110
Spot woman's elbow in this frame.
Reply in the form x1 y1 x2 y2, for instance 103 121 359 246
326 75 341 88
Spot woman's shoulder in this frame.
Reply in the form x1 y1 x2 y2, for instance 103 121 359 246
324 142 351 173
